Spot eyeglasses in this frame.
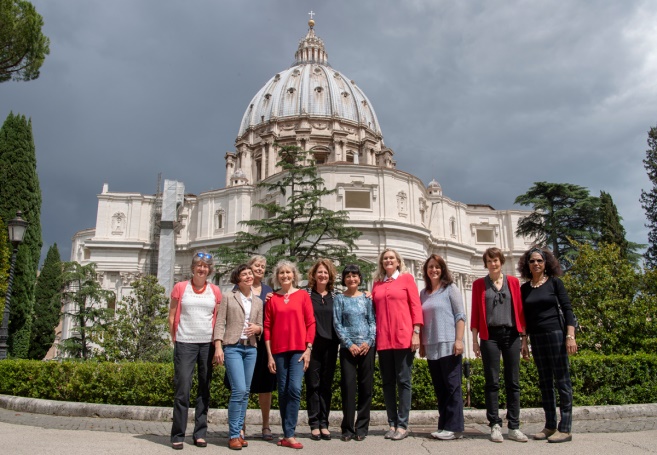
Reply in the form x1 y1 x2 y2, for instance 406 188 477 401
196 253 213 261
529 259 544 264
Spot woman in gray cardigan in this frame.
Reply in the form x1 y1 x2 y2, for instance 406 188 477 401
213 264 263 450
419 254 466 441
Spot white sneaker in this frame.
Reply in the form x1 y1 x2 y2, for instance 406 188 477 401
430 430 463 440
508 429 528 442
490 424 503 443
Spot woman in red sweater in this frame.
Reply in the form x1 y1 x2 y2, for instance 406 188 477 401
470 247 528 443
264 260 316 449
371 248 423 441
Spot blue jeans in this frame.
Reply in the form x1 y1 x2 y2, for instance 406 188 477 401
171 342 214 443
378 349 414 430
274 351 305 438
224 343 257 439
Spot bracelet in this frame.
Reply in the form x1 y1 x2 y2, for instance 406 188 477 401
565 335 575 341
520 334 528 338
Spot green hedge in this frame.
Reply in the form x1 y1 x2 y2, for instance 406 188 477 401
1 354 655 409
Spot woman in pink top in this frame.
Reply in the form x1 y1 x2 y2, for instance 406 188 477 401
168 252 222 450
371 248 423 441
264 260 316 449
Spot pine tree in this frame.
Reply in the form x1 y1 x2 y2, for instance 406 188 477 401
0 112 42 358
29 243 62 359
215 145 366 278
515 182 599 267
599 191 643 265
59 262 114 359
95 275 169 362
640 125 657 269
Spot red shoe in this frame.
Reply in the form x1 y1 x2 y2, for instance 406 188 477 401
239 437 248 447
229 438 243 450
278 438 303 449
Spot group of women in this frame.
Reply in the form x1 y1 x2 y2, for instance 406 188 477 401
168 245 577 450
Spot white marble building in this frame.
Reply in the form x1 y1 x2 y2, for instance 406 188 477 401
69 19 533 354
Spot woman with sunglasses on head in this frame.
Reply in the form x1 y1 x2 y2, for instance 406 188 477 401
518 246 577 444
169 252 222 450
213 264 263 450
264 260 316 449
304 259 340 441
333 264 376 442
419 254 466 441
471 247 528 443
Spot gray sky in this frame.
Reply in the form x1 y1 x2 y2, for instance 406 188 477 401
2 0 657 262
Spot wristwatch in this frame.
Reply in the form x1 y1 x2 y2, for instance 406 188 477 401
306 343 313 350
565 335 575 341
413 328 421 334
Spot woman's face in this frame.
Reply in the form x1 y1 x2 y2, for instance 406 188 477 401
277 266 294 287
239 268 254 287
426 258 442 283
529 252 546 276
382 251 400 276
343 272 361 290
251 260 266 281
314 264 330 287
485 255 502 275
193 261 210 280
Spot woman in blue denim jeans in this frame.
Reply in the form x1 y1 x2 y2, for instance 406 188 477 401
213 264 263 450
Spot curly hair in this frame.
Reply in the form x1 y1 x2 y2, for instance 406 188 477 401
307 258 337 292
271 260 301 288
517 246 563 280
422 254 453 292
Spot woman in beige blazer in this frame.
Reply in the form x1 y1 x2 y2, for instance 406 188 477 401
213 264 263 450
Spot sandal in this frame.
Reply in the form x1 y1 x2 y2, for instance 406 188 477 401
261 427 274 441
172 442 184 450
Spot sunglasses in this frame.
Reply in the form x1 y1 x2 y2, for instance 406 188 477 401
529 259 544 264
196 252 213 261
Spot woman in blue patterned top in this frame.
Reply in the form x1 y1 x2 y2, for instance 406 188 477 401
333 264 376 442
419 254 466 441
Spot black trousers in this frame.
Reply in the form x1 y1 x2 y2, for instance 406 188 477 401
305 337 339 430
339 346 375 437
427 354 464 432
171 342 215 443
480 327 521 429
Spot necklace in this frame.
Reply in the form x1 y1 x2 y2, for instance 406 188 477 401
284 292 290 304
530 275 547 288
489 274 503 288
192 281 207 294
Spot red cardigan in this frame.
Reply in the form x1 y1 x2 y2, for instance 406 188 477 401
264 289 316 355
371 273 423 351
470 275 525 340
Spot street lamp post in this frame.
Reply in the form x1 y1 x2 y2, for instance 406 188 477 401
0 211 29 360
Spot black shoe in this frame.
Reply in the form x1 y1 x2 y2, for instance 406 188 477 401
194 439 207 448
320 431 331 441
340 435 352 442
172 442 184 450
310 432 321 441
355 435 366 441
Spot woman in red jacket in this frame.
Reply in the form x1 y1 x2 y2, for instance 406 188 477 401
471 247 528 444
264 260 316 449
371 248 423 441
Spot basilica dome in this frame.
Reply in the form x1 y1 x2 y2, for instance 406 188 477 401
237 20 382 138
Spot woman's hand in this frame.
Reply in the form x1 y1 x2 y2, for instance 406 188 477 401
473 340 481 358
363 290 372 299
419 344 426 358
411 332 420 352
265 292 273 302
359 342 370 356
267 355 276 374
566 337 577 355
521 340 531 361
244 323 261 337
453 339 463 356
348 344 360 357
300 348 312 371
213 347 224 366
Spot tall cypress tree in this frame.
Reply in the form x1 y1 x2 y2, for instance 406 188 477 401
0 217 9 317
0 112 42 358
599 191 628 251
29 243 62 359
640 125 657 269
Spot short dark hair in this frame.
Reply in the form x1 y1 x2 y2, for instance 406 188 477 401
422 254 453 292
230 264 251 285
341 264 363 286
482 247 505 267
517 246 563 280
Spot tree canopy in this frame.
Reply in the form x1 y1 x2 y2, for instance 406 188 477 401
640 125 657 268
515 182 599 266
0 0 50 82
215 145 367 279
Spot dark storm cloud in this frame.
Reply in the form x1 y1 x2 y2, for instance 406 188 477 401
1 0 656 262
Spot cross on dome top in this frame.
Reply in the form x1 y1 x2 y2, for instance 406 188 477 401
295 15 327 64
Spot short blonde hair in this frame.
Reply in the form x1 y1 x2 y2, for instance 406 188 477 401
373 248 407 282
190 251 214 275
247 255 267 267
271 260 301 288
307 258 337 292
